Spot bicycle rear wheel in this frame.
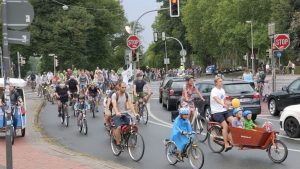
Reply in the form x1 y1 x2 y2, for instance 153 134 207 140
127 132 145 162
188 146 204 169
208 125 225 153
139 104 148 125
91 102 95 118
194 116 208 143
165 141 178 165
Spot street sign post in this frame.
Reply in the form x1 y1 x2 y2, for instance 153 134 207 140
164 58 170 65
7 1 34 30
274 34 290 50
127 35 140 50
7 30 30 45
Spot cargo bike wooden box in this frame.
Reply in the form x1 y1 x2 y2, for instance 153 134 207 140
0 78 27 145
207 122 288 163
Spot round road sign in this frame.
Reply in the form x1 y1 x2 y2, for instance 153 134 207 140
274 34 290 50
127 35 140 50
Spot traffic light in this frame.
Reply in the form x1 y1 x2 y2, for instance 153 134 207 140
169 0 180 17
132 49 137 62
54 56 59 66
266 49 272 58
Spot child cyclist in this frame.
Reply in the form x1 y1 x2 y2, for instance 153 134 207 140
170 107 193 161
74 95 89 126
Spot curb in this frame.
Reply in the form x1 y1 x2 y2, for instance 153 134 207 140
34 100 131 169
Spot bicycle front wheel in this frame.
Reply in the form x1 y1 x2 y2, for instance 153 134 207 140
127 132 145 162
194 116 208 143
83 119 88 135
139 105 148 125
188 146 204 169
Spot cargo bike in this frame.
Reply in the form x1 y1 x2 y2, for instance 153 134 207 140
0 78 27 145
207 121 288 163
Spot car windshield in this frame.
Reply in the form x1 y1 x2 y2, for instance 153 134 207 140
224 83 254 94
172 81 186 88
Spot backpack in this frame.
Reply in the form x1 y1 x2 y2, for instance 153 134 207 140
30 74 35 80
69 79 77 88
258 71 266 81
109 92 129 111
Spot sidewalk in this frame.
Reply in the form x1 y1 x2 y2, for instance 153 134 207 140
0 91 131 169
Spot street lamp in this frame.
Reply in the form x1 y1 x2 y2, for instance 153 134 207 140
246 20 254 74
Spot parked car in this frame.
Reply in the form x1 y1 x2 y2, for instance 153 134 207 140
205 65 216 75
268 78 300 116
280 104 300 138
159 77 184 103
161 78 186 110
194 80 261 120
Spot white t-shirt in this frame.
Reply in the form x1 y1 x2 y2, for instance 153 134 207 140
210 87 226 114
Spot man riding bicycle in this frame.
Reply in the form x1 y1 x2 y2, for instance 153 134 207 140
67 75 79 105
210 77 233 152
85 82 101 112
256 68 266 94
111 82 139 149
55 81 70 117
79 71 89 91
181 76 205 123
133 71 151 112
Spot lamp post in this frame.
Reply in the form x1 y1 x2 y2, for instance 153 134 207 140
246 20 254 74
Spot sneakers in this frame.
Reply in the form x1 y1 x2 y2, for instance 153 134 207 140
58 113 62 117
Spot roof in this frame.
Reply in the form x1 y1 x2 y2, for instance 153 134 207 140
0 78 27 88
196 79 250 85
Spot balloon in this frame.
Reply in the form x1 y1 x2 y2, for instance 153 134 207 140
231 98 240 108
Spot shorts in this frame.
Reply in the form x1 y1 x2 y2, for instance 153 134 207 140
80 83 87 89
133 92 146 102
112 114 131 128
212 110 232 123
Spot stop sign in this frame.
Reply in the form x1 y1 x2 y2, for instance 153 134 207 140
127 35 140 50
274 34 290 50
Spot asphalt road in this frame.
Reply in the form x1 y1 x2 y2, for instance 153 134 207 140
39 77 300 169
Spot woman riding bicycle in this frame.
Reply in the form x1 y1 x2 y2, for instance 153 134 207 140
181 76 205 123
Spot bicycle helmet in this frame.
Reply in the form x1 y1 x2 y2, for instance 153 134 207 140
179 107 190 115
242 110 252 118
232 107 242 117
105 90 111 95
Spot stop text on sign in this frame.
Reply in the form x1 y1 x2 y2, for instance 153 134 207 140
274 34 290 50
127 35 140 50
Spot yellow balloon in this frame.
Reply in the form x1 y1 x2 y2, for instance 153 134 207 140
231 98 240 108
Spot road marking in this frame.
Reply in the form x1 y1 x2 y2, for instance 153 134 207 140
257 117 280 122
151 97 159 100
148 120 171 128
258 114 273 117
147 103 173 126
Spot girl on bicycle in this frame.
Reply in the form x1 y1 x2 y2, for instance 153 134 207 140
170 107 192 160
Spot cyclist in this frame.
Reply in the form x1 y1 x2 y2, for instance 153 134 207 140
210 77 233 152
79 71 89 92
181 76 205 123
65 68 72 81
29 72 36 86
67 75 79 106
133 71 151 112
111 82 139 148
74 95 89 126
55 81 70 117
85 82 101 112
95 69 105 92
256 68 266 94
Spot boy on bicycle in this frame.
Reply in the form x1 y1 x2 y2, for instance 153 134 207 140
74 95 89 126
170 107 192 161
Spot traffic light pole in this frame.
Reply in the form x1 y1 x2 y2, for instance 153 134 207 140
131 7 169 79
2 0 13 168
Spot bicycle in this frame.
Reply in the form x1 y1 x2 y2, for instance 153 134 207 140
88 95 97 118
164 132 205 169
30 80 36 92
77 109 88 135
59 101 69 127
70 92 78 117
136 92 152 125
110 113 145 162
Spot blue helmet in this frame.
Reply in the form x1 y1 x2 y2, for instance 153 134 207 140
242 110 252 118
179 107 190 115
232 108 242 116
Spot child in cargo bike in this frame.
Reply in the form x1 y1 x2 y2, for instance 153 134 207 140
170 107 193 161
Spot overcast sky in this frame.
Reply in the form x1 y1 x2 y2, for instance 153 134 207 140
121 0 161 51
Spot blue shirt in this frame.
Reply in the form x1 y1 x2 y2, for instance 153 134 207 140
243 73 253 82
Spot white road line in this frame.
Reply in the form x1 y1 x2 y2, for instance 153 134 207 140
148 120 172 128
278 134 300 141
257 117 280 122
151 98 159 100
258 114 273 117
147 103 173 126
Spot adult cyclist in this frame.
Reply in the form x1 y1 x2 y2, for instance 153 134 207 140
133 71 151 112
79 71 89 92
67 75 79 106
85 82 101 112
181 76 205 123
55 81 70 117
111 82 139 148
